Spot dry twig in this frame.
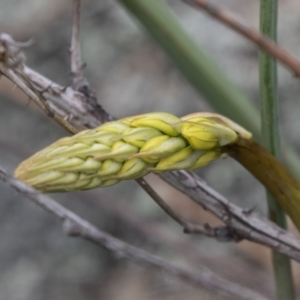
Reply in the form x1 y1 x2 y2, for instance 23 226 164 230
0 167 268 300
68 0 112 124
136 178 232 238
70 0 84 89
184 0 300 77
161 171 300 260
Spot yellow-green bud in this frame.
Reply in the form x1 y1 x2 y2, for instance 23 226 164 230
191 149 222 169
129 112 180 136
122 127 162 148
115 158 148 179
181 117 238 150
134 135 187 164
94 141 138 162
97 160 122 177
14 112 245 192
155 146 202 172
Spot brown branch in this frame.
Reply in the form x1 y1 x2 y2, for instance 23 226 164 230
70 0 85 89
137 177 194 228
69 0 112 125
160 171 300 261
0 166 268 300
184 0 300 77
137 177 237 240
24 66 103 128
0 66 77 134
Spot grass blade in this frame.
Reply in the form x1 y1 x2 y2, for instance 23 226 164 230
260 0 295 298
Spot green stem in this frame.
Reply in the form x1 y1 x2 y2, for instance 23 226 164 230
259 0 295 298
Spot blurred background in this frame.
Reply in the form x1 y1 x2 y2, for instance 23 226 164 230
1 0 300 299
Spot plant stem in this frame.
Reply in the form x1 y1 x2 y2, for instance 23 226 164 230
228 137 300 232
259 0 295 298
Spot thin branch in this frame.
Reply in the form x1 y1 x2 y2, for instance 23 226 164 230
183 0 300 78
0 33 33 67
70 0 85 89
24 66 104 128
137 178 237 240
137 178 193 228
160 171 300 261
69 0 111 128
0 167 268 300
0 66 77 135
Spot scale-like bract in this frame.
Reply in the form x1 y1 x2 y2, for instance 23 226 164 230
15 112 242 192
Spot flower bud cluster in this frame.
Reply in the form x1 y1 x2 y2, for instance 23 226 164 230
15 112 240 192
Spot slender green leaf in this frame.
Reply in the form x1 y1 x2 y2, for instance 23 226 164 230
260 0 295 298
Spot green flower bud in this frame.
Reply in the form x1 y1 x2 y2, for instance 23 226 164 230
94 141 138 162
129 113 180 136
115 158 148 179
26 170 64 187
97 121 129 134
189 149 222 169
181 117 238 150
14 112 244 192
100 179 120 187
70 173 98 190
75 131 120 147
134 135 187 164
48 172 79 186
154 146 204 172
122 127 162 148
97 160 122 177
